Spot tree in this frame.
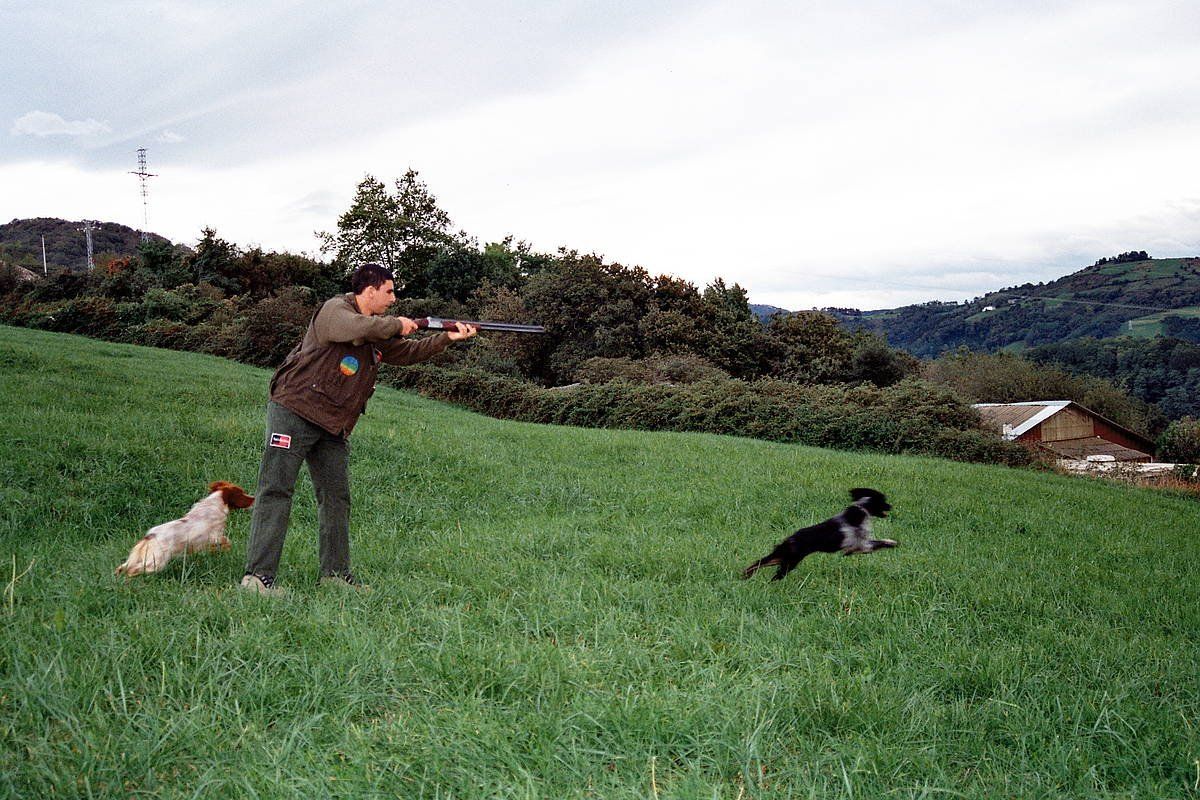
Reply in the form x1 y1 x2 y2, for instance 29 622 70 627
463 283 545 378
137 237 189 288
185 228 242 295
318 171 463 291
763 311 859 384
406 236 535 303
1157 417 1200 463
519 251 656 383
847 338 918 387
701 278 767 378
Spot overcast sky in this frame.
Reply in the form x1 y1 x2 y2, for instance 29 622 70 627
4 0 1199 310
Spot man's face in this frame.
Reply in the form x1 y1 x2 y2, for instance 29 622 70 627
359 280 396 316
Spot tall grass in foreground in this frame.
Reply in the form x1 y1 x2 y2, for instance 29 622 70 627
1 324 1198 799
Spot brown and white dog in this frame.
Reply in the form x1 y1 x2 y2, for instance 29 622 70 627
115 481 255 576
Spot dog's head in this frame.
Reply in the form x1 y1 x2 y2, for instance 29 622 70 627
209 481 255 509
849 487 890 518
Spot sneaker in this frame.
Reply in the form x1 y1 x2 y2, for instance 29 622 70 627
319 572 372 592
240 572 285 597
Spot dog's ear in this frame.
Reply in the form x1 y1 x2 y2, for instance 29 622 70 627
849 488 882 501
843 505 866 525
230 487 255 509
868 497 890 517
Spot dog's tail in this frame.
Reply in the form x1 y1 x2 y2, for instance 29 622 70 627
115 535 160 577
741 557 779 579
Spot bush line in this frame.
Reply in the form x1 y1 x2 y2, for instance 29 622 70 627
383 366 1033 466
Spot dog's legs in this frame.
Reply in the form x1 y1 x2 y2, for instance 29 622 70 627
842 538 898 556
770 561 797 581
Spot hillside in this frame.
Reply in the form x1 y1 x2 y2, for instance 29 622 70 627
1 324 1198 798
0 217 173 274
749 302 790 322
842 257 1200 357
1026 336 1200 420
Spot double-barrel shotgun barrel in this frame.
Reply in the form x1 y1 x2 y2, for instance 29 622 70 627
414 317 546 334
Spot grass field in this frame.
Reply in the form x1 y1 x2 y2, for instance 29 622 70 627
1124 306 1200 339
1092 258 1196 280
1 325 1198 799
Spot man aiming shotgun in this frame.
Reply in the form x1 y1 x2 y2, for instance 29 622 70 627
240 262 539 595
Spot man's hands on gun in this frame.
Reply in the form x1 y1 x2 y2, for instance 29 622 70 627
395 316 479 340
445 321 478 341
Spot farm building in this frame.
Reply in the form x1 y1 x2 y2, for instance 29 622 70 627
973 400 1156 463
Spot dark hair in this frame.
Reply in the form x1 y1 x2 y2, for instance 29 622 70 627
350 263 395 294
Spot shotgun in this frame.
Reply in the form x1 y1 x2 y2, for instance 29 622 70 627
414 316 546 334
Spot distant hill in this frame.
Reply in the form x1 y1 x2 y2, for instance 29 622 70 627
0 217 172 275
841 257 1200 357
749 303 789 322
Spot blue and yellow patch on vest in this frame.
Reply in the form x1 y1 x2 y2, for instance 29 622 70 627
339 356 360 376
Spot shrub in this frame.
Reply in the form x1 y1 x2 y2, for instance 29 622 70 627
0 263 26 295
233 288 316 367
383 367 1031 466
136 285 223 325
45 296 122 338
847 339 921 387
137 288 191 322
135 319 193 350
1158 417 1200 464
574 354 728 385
98 263 159 301
24 271 101 302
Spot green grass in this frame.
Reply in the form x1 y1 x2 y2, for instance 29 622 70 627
1123 306 1200 339
2 325 1199 799
1092 258 1194 280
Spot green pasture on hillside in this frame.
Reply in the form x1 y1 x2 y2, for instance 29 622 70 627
1093 258 1194 280
1124 306 1200 339
1 325 1198 798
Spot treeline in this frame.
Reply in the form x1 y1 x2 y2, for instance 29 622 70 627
387 367 1031 466
1163 315 1200 343
2 171 1194 466
1027 337 1200 420
1094 250 1149 267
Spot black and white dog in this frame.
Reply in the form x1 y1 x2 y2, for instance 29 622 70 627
741 488 897 581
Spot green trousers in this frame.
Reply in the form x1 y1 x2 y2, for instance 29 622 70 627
244 401 352 580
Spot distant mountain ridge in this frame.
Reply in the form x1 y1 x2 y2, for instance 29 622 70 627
749 303 790 322
837 257 1200 357
0 217 171 274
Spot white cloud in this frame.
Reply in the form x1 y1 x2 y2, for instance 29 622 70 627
2 2 1199 310
10 111 111 137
